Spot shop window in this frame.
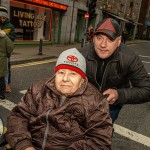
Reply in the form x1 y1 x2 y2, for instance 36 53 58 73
10 1 52 41
51 10 60 43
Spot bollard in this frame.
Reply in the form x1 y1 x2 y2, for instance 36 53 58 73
38 38 43 55
81 38 84 47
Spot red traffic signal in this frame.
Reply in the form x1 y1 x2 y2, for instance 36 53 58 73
84 13 89 19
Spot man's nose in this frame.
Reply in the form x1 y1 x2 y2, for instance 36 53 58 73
100 38 107 47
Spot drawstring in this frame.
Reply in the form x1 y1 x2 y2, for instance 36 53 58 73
42 96 66 149
42 109 52 150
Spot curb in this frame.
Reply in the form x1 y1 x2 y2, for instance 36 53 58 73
11 56 57 65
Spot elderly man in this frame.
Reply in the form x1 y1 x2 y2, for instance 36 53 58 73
80 18 150 123
6 48 112 150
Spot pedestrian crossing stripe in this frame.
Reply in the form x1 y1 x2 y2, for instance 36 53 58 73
0 89 27 111
114 124 150 147
19 90 27 94
0 90 27 111
0 100 16 111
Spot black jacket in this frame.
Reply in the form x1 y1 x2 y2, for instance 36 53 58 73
79 43 150 104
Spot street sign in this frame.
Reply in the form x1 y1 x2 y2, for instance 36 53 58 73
84 13 89 19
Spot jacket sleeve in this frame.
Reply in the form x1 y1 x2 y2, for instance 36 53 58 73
6 85 39 150
3 24 16 41
5 35 14 57
8 25 16 41
117 54 150 104
68 96 112 150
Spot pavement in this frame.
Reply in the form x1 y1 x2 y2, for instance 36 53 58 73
11 40 150 65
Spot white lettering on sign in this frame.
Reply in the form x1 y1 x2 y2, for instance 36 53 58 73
13 10 35 19
13 9 46 28
19 20 42 28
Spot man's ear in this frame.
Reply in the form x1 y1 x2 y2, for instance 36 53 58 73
117 36 122 46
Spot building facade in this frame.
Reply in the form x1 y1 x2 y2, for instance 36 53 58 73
98 0 142 40
0 0 143 44
138 0 150 40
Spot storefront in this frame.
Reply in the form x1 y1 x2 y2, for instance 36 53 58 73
10 0 68 43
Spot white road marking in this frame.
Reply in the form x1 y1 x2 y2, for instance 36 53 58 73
139 55 150 59
0 90 27 111
12 58 57 69
138 55 150 64
0 99 16 111
114 124 150 147
142 61 150 64
20 90 27 94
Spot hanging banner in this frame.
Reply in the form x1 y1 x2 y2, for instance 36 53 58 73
11 0 68 11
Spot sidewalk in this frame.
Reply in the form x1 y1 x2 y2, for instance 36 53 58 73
11 43 82 65
11 40 150 65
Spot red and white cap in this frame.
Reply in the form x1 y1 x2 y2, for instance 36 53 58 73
55 48 86 79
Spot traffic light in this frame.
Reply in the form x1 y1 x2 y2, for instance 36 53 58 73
88 0 97 15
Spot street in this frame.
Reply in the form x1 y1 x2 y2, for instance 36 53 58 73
0 43 150 150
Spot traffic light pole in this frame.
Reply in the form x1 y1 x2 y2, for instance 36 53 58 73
81 0 90 47
83 19 88 47
81 0 96 47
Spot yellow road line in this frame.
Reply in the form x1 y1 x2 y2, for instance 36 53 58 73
12 58 57 69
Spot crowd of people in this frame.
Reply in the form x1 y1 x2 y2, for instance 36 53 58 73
0 5 149 149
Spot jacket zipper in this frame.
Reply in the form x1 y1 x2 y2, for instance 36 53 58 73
93 59 100 89
100 60 118 91
59 95 66 107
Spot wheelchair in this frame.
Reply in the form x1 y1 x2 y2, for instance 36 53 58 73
0 127 12 150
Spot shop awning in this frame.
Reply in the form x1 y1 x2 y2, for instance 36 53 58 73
102 10 132 23
102 10 143 26
132 22 143 25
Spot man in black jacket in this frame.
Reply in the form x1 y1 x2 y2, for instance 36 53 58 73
80 18 150 123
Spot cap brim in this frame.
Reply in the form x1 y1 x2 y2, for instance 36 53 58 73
95 29 118 40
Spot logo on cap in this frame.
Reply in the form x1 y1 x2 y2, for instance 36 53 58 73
67 55 78 62
97 18 116 33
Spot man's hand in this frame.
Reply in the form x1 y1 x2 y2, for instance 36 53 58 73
24 147 36 150
103 89 118 104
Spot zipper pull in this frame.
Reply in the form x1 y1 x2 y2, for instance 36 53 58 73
59 95 66 106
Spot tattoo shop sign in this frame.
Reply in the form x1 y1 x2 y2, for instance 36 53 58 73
10 7 46 28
